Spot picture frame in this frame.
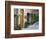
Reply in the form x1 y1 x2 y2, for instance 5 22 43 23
5 1 45 38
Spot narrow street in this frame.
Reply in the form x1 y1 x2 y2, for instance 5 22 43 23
22 21 39 30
